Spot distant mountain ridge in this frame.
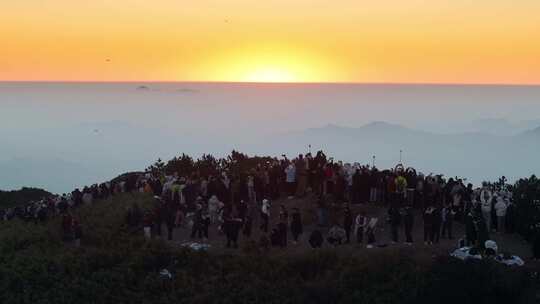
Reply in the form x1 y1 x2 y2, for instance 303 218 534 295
306 121 540 138
255 121 540 185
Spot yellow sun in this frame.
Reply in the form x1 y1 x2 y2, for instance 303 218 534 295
204 44 332 83
243 66 297 83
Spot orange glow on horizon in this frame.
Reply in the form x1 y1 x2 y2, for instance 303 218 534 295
1 1 540 84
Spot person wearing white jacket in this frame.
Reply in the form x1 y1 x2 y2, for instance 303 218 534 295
354 211 368 244
480 188 493 232
260 199 271 233
494 197 508 233
208 195 223 224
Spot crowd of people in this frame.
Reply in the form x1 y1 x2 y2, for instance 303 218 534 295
1 150 536 259
122 151 524 257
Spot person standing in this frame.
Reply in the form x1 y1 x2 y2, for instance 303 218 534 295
243 215 253 239
316 196 328 227
223 215 242 248
533 230 540 260
309 230 324 249
465 209 477 246
366 217 378 248
354 211 367 244
190 204 204 239
260 199 271 233
201 208 210 240
290 208 303 244
395 174 408 206
165 204 176 241
61 211 73 243
285 163 296 199
73 218 82 247
441 203 453 239
388 205 401 243
344 207 353 243
494 197 507 233
403 206 414 244
295 154 307 198
352 169 362 204
480 188 493 232
279 205 289 247
432 206 442 244
423 206 434 245
143 211 153 240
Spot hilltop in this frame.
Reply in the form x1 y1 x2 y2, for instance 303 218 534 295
0 187 51 208
0 192 537 304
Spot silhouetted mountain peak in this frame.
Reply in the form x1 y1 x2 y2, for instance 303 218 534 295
360 121 408 132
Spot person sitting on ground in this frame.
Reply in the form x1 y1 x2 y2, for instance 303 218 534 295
309 230 324 249
327 224 346 246
484 240 498 257
270 227 281 247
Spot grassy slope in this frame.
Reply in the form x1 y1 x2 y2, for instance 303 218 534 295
0 193 536 304
0 187 52 208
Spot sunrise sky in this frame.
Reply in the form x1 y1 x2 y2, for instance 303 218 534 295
2 0 540 84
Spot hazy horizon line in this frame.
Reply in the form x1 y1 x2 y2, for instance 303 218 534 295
1 80 540 87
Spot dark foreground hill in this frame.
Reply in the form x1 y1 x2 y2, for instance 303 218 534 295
0 187 51 208
0 193 538 304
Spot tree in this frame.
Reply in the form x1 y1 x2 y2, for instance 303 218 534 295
512 175 540 240
164 154 194 176
146 158 165 177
